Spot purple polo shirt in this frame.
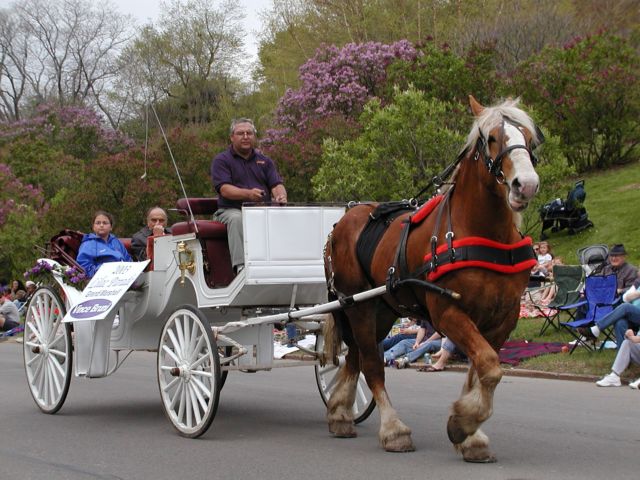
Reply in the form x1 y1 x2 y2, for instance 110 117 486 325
211 146 283 209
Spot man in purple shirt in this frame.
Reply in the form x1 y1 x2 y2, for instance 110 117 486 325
211 118 287 273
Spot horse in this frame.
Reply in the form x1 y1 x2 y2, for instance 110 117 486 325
322 95 542 462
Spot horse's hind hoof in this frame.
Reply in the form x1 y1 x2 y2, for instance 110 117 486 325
383 437 415 453
329 422 357 438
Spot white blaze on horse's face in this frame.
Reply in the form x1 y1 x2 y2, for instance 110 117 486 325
503 122 539 212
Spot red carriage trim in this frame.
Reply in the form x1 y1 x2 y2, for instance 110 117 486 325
410 195 444 224
422 236 537 281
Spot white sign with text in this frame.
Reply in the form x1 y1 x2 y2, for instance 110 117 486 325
63 261 149 322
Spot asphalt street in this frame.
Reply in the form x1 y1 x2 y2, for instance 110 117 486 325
0 341 637 480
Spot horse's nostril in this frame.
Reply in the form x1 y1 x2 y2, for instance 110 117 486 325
512 177 521 190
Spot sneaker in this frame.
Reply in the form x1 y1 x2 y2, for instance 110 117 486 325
395 356 409 369
596 372 621 387
577 326 596 339
629 378 640 390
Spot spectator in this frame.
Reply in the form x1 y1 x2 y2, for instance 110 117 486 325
418 337 463 372
595 328 640 388
579 276 640 348
0 292 20 332
602 244 638 295
76 211 132 278
9 279 25 301
384 320 442 369
131 206 171 261
13 290 27 310
211 118 287 274
383 317 419 350
25 280 36 297
531 241 554 277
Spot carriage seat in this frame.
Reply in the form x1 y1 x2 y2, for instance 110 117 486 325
48 230 134 272
171 198 234 288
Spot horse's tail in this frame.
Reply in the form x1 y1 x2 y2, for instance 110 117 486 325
322 312 342 367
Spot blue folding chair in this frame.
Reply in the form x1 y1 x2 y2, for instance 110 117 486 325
560 274 618 353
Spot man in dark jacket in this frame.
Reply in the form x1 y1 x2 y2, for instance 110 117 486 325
131 207 171 261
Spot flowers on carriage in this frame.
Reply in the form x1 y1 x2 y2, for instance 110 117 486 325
24 260 89 291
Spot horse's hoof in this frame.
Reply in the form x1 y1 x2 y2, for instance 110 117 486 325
329 422 357 438
383 436 415 453
462 449 497 463
454 430 496 463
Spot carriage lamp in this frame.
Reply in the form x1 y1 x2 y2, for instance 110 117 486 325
176 241 195 285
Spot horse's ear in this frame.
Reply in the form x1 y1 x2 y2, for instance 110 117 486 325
469 95 484 117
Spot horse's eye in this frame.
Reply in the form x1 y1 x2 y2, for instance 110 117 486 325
488 135 496 144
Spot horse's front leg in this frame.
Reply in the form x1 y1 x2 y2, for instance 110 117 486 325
440 310 504 462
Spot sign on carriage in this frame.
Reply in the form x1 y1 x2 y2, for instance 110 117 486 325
63 261 149 322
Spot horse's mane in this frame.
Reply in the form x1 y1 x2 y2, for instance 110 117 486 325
460 98 540 156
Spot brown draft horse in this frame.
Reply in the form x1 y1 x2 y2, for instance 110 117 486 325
322 96 542 462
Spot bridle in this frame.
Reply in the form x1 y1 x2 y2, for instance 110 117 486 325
474 118 542 182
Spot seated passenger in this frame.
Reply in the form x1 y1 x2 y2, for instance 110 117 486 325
211 118 287 274
77 210 132 278
131 206 171 261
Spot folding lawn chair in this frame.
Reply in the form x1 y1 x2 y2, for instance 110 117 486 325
560 274 618 353
530 264 583 335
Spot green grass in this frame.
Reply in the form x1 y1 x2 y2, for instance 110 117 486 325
531 161 640 266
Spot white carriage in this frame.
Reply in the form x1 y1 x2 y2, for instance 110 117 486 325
23 202 379 437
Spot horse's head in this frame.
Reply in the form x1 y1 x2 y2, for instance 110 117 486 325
466 96 541 212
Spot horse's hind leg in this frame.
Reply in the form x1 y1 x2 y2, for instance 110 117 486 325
326 309 414 452
326 342 359 438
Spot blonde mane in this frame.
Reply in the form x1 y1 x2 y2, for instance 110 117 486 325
462 98 539 155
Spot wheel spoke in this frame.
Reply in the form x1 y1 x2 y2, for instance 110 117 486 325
167 328 183 361
47 356 63 398
191 376 211 399
175 316 186 357
188 383 202 425
169 381 183 411
161 344 181 365
162 376 180 392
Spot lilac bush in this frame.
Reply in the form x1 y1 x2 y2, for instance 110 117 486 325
0 163 46 227
272 40 418 132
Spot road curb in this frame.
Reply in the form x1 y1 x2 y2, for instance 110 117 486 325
404 362 599 383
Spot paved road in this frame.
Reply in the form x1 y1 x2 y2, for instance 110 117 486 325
1 341 637 480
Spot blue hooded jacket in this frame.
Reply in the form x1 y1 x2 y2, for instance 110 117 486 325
76 233 132 278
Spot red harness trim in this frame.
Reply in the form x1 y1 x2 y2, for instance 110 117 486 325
422 236 537 281
411 195 443 224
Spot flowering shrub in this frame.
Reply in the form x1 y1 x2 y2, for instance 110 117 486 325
510 31 640 171
271 40 418 133
0 164 47 227
24 260 88 291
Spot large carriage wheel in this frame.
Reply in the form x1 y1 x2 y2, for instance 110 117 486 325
23 286 73 414
314 332 376 424
157 305 221 438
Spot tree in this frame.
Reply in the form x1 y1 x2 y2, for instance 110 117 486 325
262 40 417 201
312 88 466 202
0 0 133 125
511 31 640 171
115 0 246 126
0 163 47 280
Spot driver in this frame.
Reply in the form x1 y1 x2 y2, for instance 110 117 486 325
211 118 287 274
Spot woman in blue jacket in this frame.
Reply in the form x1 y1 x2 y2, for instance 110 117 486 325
77 211 132 278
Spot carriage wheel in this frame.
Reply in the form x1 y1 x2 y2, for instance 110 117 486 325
314 332 376 424
157 305 221 438
23 286 73 414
